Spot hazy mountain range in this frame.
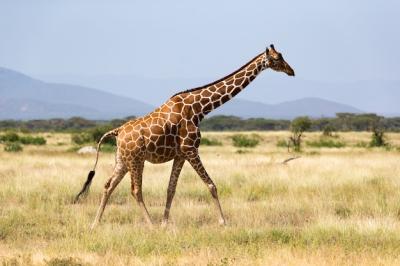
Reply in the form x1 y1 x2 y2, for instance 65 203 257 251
39 72 400 117
0 67 154 120
0 67 395 120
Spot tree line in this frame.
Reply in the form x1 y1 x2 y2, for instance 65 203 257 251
0 113 399 132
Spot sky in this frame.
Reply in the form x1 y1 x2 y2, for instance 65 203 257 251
0 0 399 108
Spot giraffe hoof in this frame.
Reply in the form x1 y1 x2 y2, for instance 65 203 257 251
90 223 97 231
218 219 226 226
161 220 168 228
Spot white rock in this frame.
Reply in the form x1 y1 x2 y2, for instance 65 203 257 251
77 146 97 154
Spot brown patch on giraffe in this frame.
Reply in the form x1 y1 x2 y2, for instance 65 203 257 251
127 141 136 150
211 92 222 102
234 77 244 86
231 87 242 97
215 81 224 88
182 105 193 117
203 103 213 114
166 135 175 146
192 102 202 114
225 77 234 86
147 142 156 152
221 94 231 103
172 103 183 113
183 95 195 104
247 63 256 71
151 124 164 135
200 90 212 97
194 138 200 147
236 71 245 78
200 98 210 107
160 105 172 113
191 115 200 125
179 127 188 137
169 113 180 124
208 86 217 92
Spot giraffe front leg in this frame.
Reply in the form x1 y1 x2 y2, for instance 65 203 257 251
185 152 226 226
162 157 185 228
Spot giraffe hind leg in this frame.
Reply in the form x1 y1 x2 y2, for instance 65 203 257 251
90 161 127 230
162 156 185 227
129 159 153 227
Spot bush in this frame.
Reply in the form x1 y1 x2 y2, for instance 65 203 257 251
276 139 289 148
88 126 116 145
4 142 23 152
231 134 259 148
0 132 19 142
370 128 387 147
71 133 92 145
200 137 222 146
71 126 116 146
100 144 116 153
322 125 336 137
355 141 369 148
0 132 46 145
289 116 311 152
20 136 46 145
306 138 346 148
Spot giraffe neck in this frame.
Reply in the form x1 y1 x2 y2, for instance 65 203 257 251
190 52 267 117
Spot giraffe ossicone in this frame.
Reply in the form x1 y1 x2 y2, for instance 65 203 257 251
74 44 295 229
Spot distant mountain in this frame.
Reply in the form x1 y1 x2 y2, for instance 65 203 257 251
0 67 154 120
0 67 366 120
40 74 400 115
213 97 362 119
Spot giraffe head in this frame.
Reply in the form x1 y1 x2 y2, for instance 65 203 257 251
265 44 295 76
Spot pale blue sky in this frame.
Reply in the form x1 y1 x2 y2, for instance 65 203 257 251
1 0 399 82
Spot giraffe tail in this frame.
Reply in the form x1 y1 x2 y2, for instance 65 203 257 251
73 128 120 204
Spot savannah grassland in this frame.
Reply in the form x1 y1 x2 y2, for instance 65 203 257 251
0 131 400 265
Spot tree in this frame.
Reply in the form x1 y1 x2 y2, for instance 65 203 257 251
289 116 311 151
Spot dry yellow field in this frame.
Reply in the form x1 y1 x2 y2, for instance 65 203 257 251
0 131 400 265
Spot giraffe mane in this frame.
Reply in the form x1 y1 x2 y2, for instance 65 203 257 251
171 52 264 97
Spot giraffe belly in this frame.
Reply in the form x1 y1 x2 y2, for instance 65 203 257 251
145 147 178 164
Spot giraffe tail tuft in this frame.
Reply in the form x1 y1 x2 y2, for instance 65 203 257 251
73 127 119 204
73 170 95 204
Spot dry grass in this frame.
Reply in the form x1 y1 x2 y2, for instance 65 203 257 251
0 131 400 265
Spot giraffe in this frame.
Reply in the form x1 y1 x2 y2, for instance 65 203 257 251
74 44 295 229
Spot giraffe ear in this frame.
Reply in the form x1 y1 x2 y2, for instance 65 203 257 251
266 47 269 55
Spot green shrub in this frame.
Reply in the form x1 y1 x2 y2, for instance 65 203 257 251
355 141 369 148
370 128 387 147
289 116 312 152
200 137 222 146
89 126 116 145
4 142 23 152
71 126 116 146
100 144 116 153
276 139 289 148
20 136 46 145
0 132 46 145
71 133 92 145
0 132 19 142
306 138 346 148
322 124 336 137
231 134 259 148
